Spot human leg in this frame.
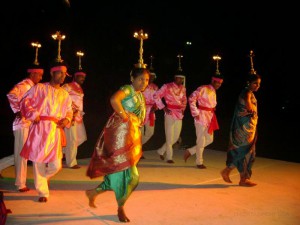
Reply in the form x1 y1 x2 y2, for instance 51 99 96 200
239 149 257 186
64 125 79 168
220 166 234 183
13 128 29 191
142 122 155 145
0 155 14 178
33 162 49 200
195 124 213 167
116 167 139 222
86 167 139 222
165 115 176 161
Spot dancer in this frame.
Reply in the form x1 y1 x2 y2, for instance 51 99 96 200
221 72 261 186
154 56 187 163
20 61 73 202
62 52 87 169
5 51 44 191
183 56 224 169
141 65 158 157
86 67 149 222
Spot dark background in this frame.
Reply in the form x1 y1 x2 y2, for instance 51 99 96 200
1 1 299 163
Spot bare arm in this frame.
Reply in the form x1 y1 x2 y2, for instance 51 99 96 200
110 89 129 121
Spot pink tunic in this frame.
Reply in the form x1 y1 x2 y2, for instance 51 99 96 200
62 81 84 123
154 82 187 120
20 82 73 163
142 82 158 124
189 84 217 127
7 78 34 131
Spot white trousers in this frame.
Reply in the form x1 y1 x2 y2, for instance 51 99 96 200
157 114 182 160
33 159 62 197
0 155 14 173
141 121 155 145
186 122 213 165
14 128 29 189
63 122 87 167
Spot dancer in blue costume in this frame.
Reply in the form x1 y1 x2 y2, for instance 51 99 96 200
86 67 149 222
221 72 261 187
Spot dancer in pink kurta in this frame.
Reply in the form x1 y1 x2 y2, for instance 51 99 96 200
62 71 87 169
154 70 187 163
184 73 224 169
20 62 72 202
3 64 43 191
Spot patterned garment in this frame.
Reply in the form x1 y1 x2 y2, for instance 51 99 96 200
226 88 258 178
87 85 146 178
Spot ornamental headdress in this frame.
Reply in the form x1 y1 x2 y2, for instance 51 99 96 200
27 42 44 74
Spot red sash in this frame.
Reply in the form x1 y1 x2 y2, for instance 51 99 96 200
167 104 183 109
39 116 67 147
198 106 219 134
149 111 155 126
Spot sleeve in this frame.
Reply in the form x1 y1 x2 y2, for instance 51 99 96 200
20 85 40 121
153 84 167 110
65 95 74 124
189 88 200 117
182 87 187 111
7 84 22 113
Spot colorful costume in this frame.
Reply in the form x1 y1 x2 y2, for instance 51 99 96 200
62 81 87 167
186 84 219 166
20 82 72 198
154 82 187 161
5 78 35 190
87 84 146 206
226 88 258 179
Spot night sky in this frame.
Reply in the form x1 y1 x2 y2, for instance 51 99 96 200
1 1 299 162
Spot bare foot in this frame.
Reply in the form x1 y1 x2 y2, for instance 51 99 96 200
239 179 257 187
220 168 232 183
118 206 130 222
85 189 97 208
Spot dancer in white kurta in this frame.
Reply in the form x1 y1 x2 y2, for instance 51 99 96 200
4 65 43 191
62 71 87 169
20 63 72 202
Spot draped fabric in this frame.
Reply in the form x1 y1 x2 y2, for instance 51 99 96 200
226 88 258 178
20 82 73 163
87 85 145 178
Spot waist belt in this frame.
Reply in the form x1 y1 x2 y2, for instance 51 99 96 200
167 104 183 109
39 116 67 147
198 106 219 134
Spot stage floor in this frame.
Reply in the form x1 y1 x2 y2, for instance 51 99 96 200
1 149 300 225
